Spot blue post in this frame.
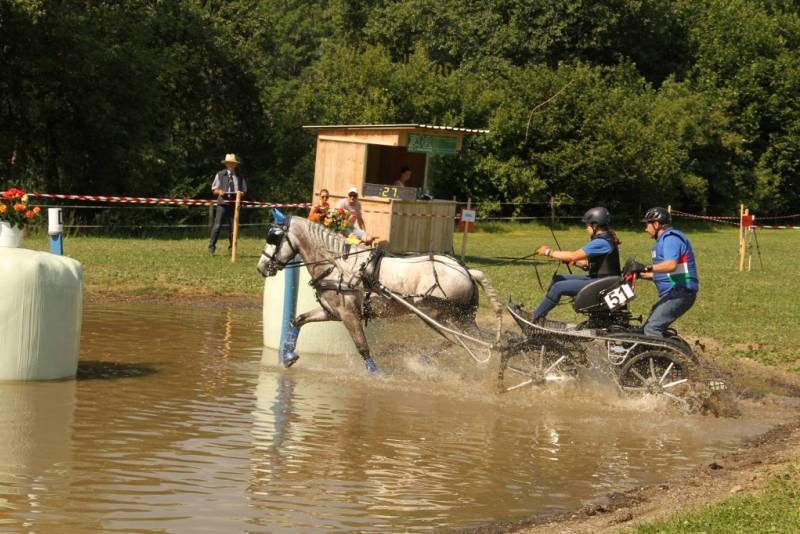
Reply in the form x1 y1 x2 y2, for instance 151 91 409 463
277 256 300 365
48 208 63 255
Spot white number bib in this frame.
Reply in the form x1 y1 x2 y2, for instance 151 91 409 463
603 283 635 310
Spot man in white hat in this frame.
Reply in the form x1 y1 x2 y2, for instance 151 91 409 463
335 186 374 244
208 154 248 255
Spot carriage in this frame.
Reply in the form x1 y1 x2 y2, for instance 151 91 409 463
499 261 728 411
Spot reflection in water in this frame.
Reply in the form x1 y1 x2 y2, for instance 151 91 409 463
0 303 792 532
77 360 157 380
0 381 76 528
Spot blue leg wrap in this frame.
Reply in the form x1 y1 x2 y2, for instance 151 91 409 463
363 357 379 375
282 351 299 368
283 326 299 353
281 326 300 368
419 349 435 365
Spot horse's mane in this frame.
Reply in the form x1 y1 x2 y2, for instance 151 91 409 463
292 216 368 258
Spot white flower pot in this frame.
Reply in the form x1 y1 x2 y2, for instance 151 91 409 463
0 221 22 248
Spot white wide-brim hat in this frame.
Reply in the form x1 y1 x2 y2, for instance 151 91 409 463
347 186 358 195
221 153 240 164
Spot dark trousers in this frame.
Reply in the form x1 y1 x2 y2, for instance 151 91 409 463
208 203 234 252
643 286 697 337
533 274 595 319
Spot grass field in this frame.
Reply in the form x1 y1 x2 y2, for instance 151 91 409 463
634 467 800 533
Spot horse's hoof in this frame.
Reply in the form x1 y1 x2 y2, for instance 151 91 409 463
363 357 379 375
282 352 299 368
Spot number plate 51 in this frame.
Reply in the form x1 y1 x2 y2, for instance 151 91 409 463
603 283 635 310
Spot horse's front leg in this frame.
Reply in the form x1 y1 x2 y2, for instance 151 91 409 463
281 307 330 368
339 308 379 375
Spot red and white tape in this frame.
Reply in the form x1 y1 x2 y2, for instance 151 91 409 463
752 225 800 230
31 193 456 218
32 192 310 209
360 209 456 219
670 209 739 225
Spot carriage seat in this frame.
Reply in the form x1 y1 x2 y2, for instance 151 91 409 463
571 276 622 314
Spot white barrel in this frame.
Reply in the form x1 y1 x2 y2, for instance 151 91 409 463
0 248 83 380
48 208 63 235
263 269 381 356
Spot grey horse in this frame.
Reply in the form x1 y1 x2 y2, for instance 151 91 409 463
257 215 502 373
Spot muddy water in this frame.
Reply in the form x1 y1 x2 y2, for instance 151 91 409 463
0 303 790 532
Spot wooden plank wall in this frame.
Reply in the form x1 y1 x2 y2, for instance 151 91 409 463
358 198 393 246
312 139 367 204
387 200 455 253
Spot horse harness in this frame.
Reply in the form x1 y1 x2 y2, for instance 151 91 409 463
267 221 467 324
311 248 465 324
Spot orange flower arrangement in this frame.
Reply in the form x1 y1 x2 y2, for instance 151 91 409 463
311 206 356 235
1 188 42 229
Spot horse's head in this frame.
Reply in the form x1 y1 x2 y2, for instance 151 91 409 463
257 218 297 277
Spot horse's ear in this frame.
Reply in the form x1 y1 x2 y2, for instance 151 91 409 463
271 208 285 224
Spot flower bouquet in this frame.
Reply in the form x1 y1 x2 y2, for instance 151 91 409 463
1 188 41 229
323 207 356 234
312 206 356 235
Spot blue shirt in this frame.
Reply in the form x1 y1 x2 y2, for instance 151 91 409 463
651 228 699 296
581 236 613 258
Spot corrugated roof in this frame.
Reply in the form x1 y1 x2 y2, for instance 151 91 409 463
303 123 489 134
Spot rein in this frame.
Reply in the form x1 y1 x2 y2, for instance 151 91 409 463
282 248 375 269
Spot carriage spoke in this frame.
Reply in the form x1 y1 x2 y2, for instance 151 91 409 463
649 357 657 381
499 340 579 393
663 391 690 408
659 362 675 385
662 378 688 390
630 368 648 385
505 379 534 392
620 386 648 392
544 355 567 375
506 365 531 376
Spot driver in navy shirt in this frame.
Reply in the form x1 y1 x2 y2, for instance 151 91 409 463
531 207 621 322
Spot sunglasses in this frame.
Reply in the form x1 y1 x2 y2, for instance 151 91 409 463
348 193 358 198
320 195 329 199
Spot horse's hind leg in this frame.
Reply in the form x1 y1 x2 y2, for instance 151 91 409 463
340 310 379 375
281 307 330 368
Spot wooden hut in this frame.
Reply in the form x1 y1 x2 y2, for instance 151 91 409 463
303 124 487 253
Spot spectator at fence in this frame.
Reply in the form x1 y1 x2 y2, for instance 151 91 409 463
638 207 699 337
208 153 247 256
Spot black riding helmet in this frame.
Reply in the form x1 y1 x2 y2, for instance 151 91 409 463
641 206 671 225
581 206 610 226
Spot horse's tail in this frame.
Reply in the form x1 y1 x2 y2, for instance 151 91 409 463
468 269 503 345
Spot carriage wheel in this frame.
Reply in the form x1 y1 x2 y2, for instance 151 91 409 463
497 340 578 393
618 350 697 409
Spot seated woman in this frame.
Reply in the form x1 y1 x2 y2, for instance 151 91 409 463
531 207 621 322
308 188 330 222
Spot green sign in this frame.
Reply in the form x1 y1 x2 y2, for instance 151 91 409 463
407 133 458 156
